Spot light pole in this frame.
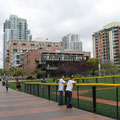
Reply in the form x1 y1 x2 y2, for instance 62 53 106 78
98 46 101 76
98 58 101 76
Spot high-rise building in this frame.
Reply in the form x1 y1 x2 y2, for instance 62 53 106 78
62 34 82 51
3 15 32 68
93 22 120 65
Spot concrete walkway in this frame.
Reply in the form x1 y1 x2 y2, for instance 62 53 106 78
0 82 114 120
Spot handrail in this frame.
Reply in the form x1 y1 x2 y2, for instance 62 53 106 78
25 82 59 86
76 83 120 87
57 75 120 81
25 81 120 119
25 82 120 87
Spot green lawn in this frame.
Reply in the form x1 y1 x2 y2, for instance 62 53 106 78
80 86 120 101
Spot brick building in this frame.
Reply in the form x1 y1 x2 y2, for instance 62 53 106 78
6 40 61 69
24 47 91 76
93 22 120 65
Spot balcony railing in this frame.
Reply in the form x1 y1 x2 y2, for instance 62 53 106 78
41 58 82 62
46 67 59 70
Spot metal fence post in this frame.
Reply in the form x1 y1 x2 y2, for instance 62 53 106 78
28 84 29 94
77 86 80 108
34 84 36 95
48 85 50 100
24 84 26 93
82 79 84 83
65 86 67 105
31 84 33 94
30 84 31 94
43 85 44 98
116 87 119 119
113 77 115 84
56 85 58 102
96 78 98 83
32 84 34 95
37 84 39 97
87 79 89 83
92 86 96 113
105 78 106 83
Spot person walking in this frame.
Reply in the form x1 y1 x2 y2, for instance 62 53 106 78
2 75 6 86
58 75 66 106
6 79 9 92
66 77 77 108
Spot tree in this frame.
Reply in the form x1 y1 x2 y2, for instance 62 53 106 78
101 62 118 75
88 58 102 76
10 67 27 78
33 69 45 79
55 60 93 77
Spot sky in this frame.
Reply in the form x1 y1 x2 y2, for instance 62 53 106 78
0 0 120 68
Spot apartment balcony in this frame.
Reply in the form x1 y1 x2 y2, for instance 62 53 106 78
46 67 59 70
36 59 46 65
41 58 82 62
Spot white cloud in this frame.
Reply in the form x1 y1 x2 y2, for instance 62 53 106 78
0 0 120 68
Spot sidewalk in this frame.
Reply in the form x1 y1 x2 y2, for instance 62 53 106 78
0 82 114 120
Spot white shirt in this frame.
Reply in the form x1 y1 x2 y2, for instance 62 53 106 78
58 79 66 91
66 80 77 91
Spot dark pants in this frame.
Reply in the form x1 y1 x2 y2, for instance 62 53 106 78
66 90 72 107
59 91 63 105
2 81 5 86
6 85 8 92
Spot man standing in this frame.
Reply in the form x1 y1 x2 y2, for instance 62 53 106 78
66 77 77 108
58 75 66 106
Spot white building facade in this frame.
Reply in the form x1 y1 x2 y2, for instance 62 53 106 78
62 34 82 51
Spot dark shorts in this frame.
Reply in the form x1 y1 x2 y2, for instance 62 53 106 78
16 85 21 89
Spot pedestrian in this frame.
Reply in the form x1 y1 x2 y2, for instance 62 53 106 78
6 79 9 92
16 78 21 91
0 76 1 81
66 77 77 108
58 75 66 106
2 75 6 86
41 78 46 83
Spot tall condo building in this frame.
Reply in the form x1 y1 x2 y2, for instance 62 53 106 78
3 15 32 68
62 34 82 51
93 22 120 65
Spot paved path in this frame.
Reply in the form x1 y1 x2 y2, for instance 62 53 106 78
0 82 114 120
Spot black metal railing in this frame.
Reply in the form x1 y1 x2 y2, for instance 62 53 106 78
25 82 120 119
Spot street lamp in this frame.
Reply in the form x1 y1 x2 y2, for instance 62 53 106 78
98 58 101 76
98 47 101 76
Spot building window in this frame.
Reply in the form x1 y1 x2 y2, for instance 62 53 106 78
22 43 26 46
13 43 17 45
16 55 20 59
22 50 26 53
31 44 35 46
16 60 20 64
13 49 17 52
